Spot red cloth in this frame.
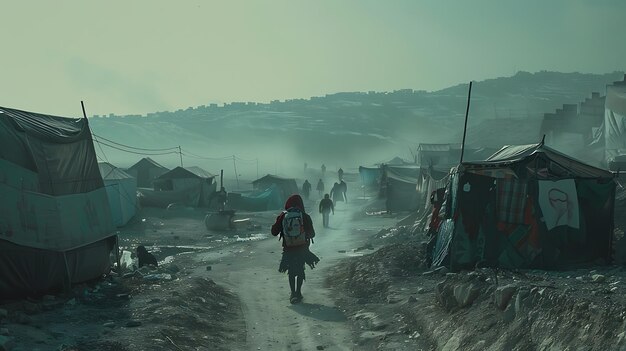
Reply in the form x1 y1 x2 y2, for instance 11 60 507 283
271 194 315 250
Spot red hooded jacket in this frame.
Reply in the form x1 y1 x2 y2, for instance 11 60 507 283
271 194 315 250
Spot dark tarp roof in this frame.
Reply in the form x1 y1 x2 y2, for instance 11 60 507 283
157 166 215 180
0 106 104 195
127 157 168 172
464 143 612 179
98 162 134 180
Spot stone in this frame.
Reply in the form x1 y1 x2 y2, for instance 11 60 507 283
436 282 458 311
317 346 325 350
125 320 142 328
407 296 417 303
453 283 481 308
592 274 606 283
206 266 212 271
495 284 517 310
0 335 14 351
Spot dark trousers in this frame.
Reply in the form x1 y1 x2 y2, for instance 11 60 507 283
322 211 330 228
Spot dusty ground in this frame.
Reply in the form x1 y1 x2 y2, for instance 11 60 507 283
4 183 625 350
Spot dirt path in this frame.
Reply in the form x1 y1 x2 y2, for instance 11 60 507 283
206 200 390 350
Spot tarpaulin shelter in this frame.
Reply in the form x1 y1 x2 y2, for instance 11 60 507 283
432 142 615 270
139 166 216 208
228 184 284 211
0 106 115 298
126 157 169 188
380 164 420 212
252 174 299 204
98 162 137 227
358 165 382 188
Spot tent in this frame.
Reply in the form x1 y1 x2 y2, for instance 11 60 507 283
139 166 216 208
0 106 115 298
252 174 299 204
380 165 420 212
99 162 137 227
358 165 382 188
228 184 284 211
126 157 169 188
432 142 615 271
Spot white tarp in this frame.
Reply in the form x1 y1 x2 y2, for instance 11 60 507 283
605 84 626 161
538 179 579 230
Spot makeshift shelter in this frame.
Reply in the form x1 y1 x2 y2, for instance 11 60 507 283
416 143 462 167
358 165 382 188
432 142 615 271
380 165 420 212
126 157 169 188
228 184 284 211
139 166 216 208
0 106 115 298
99 162 137 227
252 174 299 204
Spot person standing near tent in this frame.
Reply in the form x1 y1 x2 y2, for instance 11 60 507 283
271 194 320 304
338 167 344 181
318 194 334 228
316 179 325 197
330 182 343 205
302 180 312 200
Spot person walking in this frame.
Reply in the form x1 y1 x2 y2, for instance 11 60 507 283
338 167 344 181
321 164 326 176
271 195 320 304
318 194 334 228
302 179 312 200
330 182 343 205
316 179 325 197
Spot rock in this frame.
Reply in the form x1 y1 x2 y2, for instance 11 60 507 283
407 296 417 303
435 282 457 311
592 274 606 283
166 264 181 274
206 266 212 271
103 322 115 328
0 309 7 319
495 284 517 310
0 328 8 336
125 320 142 328
575 276 584 281
453 283 481 308
0 335 14 350
317 346 325 350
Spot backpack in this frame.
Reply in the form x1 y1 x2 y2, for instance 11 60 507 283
281 208 307 247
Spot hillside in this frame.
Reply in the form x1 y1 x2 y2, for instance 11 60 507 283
89 71 623 175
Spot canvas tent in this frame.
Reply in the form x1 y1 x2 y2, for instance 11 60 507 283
359 165 382 188
0 106 115 297
380 165 420 212
99 162 137 227
252 174 299 204
432 142 615 271
139 166 216 208
126 157 169 188
228 184 284 211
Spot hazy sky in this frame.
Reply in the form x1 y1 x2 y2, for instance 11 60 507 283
1 0 625 116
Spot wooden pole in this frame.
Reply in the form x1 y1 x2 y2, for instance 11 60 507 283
178 146 183 167
459 81 473 164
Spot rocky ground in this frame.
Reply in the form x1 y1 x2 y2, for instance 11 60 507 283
3 193 626 350
327 223 626 351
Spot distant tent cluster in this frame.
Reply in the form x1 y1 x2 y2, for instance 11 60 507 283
228 174 299 211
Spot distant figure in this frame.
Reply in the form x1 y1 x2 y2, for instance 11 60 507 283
330 182 343 205
338 168 344 181
339 180 347 203
216 187 228 211
302 180 312 200
304 162 308 173
136 245 158 268
318 194 334 228
321 164 326 176
316 179 325 197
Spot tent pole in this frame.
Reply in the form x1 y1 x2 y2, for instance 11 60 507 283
81 101 88 119
115 235 121 273
459 81 473 164
62 251 72 293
